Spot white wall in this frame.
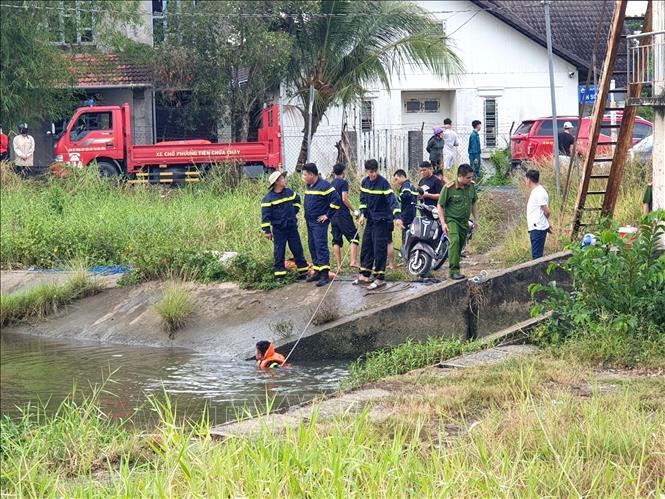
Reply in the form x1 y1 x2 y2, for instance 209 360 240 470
282 0 580 172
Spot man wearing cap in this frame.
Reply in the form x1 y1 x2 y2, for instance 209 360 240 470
302 163 341 287
261 171 309 282
558 121 575 157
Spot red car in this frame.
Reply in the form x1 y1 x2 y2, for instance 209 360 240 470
510 115 653 168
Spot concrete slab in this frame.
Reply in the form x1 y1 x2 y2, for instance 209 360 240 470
438 345 540 369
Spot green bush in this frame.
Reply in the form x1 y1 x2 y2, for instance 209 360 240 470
154 281 194 337
530 211 665 366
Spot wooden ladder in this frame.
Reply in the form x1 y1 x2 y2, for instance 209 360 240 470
572 0 652 237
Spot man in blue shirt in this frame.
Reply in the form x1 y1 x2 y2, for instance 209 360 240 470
302 163 341 287
330 163 360 270
468 120 482 179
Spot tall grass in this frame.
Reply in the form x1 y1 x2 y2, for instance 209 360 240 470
0 269 103 326
0 168 301 286
348 338 482 387
154 281 194 337
2 360 663 497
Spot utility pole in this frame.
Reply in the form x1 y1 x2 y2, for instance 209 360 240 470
653 1 665 216
306 84 315 164
543 0 561 195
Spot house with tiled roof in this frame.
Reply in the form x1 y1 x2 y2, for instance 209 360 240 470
285 0 628 172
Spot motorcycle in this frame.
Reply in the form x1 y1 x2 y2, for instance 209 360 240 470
401 203 475 277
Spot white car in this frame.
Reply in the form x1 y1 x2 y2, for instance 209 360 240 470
629 135 653 163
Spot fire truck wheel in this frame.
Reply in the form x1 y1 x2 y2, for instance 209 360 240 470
97 161 119 177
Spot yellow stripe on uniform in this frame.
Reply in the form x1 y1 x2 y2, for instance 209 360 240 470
262 193 296 206
359 204 367 209
393 208 401 214
274 271 287 276
261 223 271 228
305 188 335 195
360 187 393 195
330 204 340 209
294 203 302 208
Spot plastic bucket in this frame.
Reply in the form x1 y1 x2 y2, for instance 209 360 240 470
618 226 638 248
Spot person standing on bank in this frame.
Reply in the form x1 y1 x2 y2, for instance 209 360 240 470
437 164 478 280
426 127 445 167
442 118 459 171
12 123 35 172
417 161 444 217
330 163 360 270
558 121 575 156
355 159 403 289
302 163 341 287
393 168 417 236
468 120 482 179
261 171 310 282
525 169 551 260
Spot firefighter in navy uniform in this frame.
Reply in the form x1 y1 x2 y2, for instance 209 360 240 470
261 171 309 282
392 169 417 232
302 163 341 287
354 159 404 290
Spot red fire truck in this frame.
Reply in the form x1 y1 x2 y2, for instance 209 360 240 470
52 103 282 183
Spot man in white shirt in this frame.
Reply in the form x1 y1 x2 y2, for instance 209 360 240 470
12 123 35 168
441 118 458 171
525 169 550 259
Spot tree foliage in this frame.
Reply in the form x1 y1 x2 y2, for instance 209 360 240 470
281 0 463 166
157 0 308 141
0 0 141 128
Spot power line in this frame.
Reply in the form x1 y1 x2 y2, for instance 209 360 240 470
0 1 545 19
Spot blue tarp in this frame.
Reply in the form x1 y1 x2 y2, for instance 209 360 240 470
28 265 131 275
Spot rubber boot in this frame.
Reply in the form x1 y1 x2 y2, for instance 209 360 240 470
306 271 320 283
316 269 330 287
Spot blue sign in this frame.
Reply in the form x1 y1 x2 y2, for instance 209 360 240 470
578 85 612 105
578 85 597 104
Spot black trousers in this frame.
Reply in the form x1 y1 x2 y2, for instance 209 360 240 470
360 218 391 279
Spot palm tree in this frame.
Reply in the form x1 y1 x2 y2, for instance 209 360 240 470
282 0 462 168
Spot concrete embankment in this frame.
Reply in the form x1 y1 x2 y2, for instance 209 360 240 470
280 252 570 360
1 252 569 359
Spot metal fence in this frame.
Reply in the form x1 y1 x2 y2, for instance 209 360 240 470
282 128 514 177
627 30 665 87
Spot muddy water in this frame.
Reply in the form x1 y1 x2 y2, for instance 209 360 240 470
0 332 349 425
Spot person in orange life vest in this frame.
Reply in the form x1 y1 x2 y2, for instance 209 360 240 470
256 340 286 369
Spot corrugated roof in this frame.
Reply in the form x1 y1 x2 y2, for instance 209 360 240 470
67 53 152 88
472 0 629 80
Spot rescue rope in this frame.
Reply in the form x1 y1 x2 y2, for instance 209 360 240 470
282 223 363 363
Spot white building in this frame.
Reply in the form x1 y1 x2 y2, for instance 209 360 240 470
281 0 617 175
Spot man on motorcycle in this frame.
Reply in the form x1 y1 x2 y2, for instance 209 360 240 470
437 164 478 280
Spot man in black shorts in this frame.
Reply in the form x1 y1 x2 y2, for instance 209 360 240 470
330 163 360 269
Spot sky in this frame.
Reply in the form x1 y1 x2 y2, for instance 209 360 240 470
625 1 648 16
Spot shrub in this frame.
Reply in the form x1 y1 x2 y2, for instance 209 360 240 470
154 281 194 338
530 211 665 366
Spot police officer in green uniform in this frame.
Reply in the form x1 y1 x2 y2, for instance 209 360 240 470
437 163 479 280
